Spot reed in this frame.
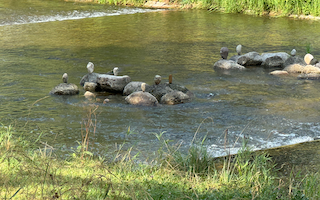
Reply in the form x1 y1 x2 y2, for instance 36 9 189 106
1 118 320 199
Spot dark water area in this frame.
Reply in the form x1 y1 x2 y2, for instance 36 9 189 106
1 0 320 157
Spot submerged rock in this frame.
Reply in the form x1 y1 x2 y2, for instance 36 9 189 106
269 70 289 75
160 91 190 105
214 59 245 70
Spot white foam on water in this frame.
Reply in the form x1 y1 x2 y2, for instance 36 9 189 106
208 135 315 158
0 8 162 26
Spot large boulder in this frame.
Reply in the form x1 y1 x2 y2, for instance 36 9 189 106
125 91 158 106
50 83 79 95
237 52 263 66
123 81 148 96
160 91 190 105
261 52 290 68
97 74 131 93
214 59 245 70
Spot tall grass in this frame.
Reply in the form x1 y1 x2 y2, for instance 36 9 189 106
1 114 320 199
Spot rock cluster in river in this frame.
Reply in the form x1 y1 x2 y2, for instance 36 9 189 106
50 62 192 106
214 45 320 80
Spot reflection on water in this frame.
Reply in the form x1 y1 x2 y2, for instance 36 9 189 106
0 0 320 157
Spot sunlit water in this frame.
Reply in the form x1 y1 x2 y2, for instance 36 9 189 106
1 0 320 158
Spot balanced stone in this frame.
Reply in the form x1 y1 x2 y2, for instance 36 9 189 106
50 73 79 95
220 47 229 59
87 62 94 73
236 44 242 55
154 75 161 85
123 81 148 96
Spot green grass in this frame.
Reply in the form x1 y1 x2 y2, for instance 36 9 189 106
2 123 320 199
95 0 320 17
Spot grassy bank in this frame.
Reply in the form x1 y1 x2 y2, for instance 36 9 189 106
89 0 320 17
1 122 320 199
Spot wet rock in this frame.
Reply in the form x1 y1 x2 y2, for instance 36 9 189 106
261 52 290 68
284 64 304 73
298 73 320 80
214 59 245 70
123 81 148 96
125 91 158 106
50 73 79 95
283 56 305 68
50 83 79 95
97 74 131 93
237 52 263 66
160 91 190 105
302 65 320 74
269 70 289 75
146 83 174 101
83 82 97 92
84 91 96 98
80 73 99 87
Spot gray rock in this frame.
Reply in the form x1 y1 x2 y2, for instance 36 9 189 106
291 49 296 56
237 52 263 66
261 52 290 68
80 73 99 87
160 91 190 105
97 74 131 93
125 91 158 106
229 55 240 62
146 83 174 101
123 81 148 96
50 83 79 95
83 82 97 92
214 59 245 70
264 56 284 68
283 56 305 68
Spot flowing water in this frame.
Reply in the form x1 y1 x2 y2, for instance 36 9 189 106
1 0 320 157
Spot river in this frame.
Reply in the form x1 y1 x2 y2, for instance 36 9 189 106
1 0 320 157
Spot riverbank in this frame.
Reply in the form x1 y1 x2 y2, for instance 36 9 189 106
1 125 320 199
66 0 320 19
